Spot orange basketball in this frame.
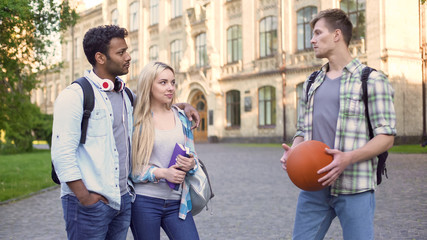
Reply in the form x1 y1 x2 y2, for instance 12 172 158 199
286 140 333 191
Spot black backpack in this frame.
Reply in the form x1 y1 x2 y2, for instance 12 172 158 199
51 77 134 184
305 67 388 185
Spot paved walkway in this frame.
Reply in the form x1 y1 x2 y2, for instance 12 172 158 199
0 143 426 239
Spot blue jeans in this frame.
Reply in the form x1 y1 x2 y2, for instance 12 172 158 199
61 193 131 240
292 188 375 240
130 195 199 240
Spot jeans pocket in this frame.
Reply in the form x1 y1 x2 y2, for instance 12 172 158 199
78 200 111 223
78 200 105 210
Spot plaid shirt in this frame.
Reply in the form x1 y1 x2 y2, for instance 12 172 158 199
295 58 397 195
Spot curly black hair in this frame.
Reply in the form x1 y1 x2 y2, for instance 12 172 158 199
83 25 128 66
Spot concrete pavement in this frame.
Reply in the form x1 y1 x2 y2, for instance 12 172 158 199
0 143 426 239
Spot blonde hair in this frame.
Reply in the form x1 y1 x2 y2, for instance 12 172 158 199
132 61 176 175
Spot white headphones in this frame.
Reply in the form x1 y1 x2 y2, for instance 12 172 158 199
97 78 125 92
89 70 125 92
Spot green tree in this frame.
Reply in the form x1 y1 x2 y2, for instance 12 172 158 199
0 0 77 153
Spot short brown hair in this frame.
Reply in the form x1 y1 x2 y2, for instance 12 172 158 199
310 8 353 46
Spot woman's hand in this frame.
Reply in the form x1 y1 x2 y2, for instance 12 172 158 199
164 165 186 184
176 153 196 172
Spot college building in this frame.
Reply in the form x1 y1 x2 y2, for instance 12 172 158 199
32 0 427 144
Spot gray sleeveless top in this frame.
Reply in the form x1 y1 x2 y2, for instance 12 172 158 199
134 108 185 200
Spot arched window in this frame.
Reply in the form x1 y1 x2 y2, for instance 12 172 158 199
227 25 242 63
171 0 182 19
170 40 182 71
129 2 139 32
258 86 276 126
111 9 119 25
340 0 366 41
149 45 158 62
259 16 277 58
295 82 304 124
226 90 241 127
196 33 208 67
150 0 159 25
297 6 317 51
130 49 139 80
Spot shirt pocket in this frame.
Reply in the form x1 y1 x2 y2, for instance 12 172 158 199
87 109 108 137
344 95 363 117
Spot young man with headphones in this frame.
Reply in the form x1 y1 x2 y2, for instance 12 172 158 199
51 25 199 240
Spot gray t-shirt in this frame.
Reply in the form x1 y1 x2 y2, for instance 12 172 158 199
106 91 130 196
312 75 341 149
134 108 185 200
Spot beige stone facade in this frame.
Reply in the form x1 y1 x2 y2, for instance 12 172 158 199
33 0 427 144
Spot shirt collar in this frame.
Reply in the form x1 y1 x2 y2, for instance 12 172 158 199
320 58 362 75
84 70 103 89
84 69 124 90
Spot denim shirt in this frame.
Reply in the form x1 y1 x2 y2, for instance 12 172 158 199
51 70 134 210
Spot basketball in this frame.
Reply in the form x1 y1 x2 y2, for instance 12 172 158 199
286 140 333 191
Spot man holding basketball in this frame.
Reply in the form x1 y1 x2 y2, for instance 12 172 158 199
280 9 396 240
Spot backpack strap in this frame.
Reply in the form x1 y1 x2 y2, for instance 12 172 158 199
72 77 95 144
124 87 134 107
306 71 320 102
361 67 376 139
361 66 388 183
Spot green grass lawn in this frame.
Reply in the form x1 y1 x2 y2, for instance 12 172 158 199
231 143 427 154
0 149 56 202
388 144 427 154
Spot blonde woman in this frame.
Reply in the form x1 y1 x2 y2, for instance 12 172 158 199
130 62 200 240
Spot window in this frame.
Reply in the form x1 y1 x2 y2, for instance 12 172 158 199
129 2 139 32
296 82 304 124
171 0 182 19
150 0 159 25
111 9 119 25
170 40 182 71
226 90 241 127
258 86 276 126
340 0 366 41
259 16 277 58
227 25 242 63
74 37 80 59
149 45 158 62
130 49 139 79
66 41 72 61
195 33 208 67
297 6 317 51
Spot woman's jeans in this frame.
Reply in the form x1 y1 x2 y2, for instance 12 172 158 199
61 194 131 240
131 195 199 240
292 188 375 240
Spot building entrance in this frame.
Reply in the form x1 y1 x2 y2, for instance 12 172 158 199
190 91 207 142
